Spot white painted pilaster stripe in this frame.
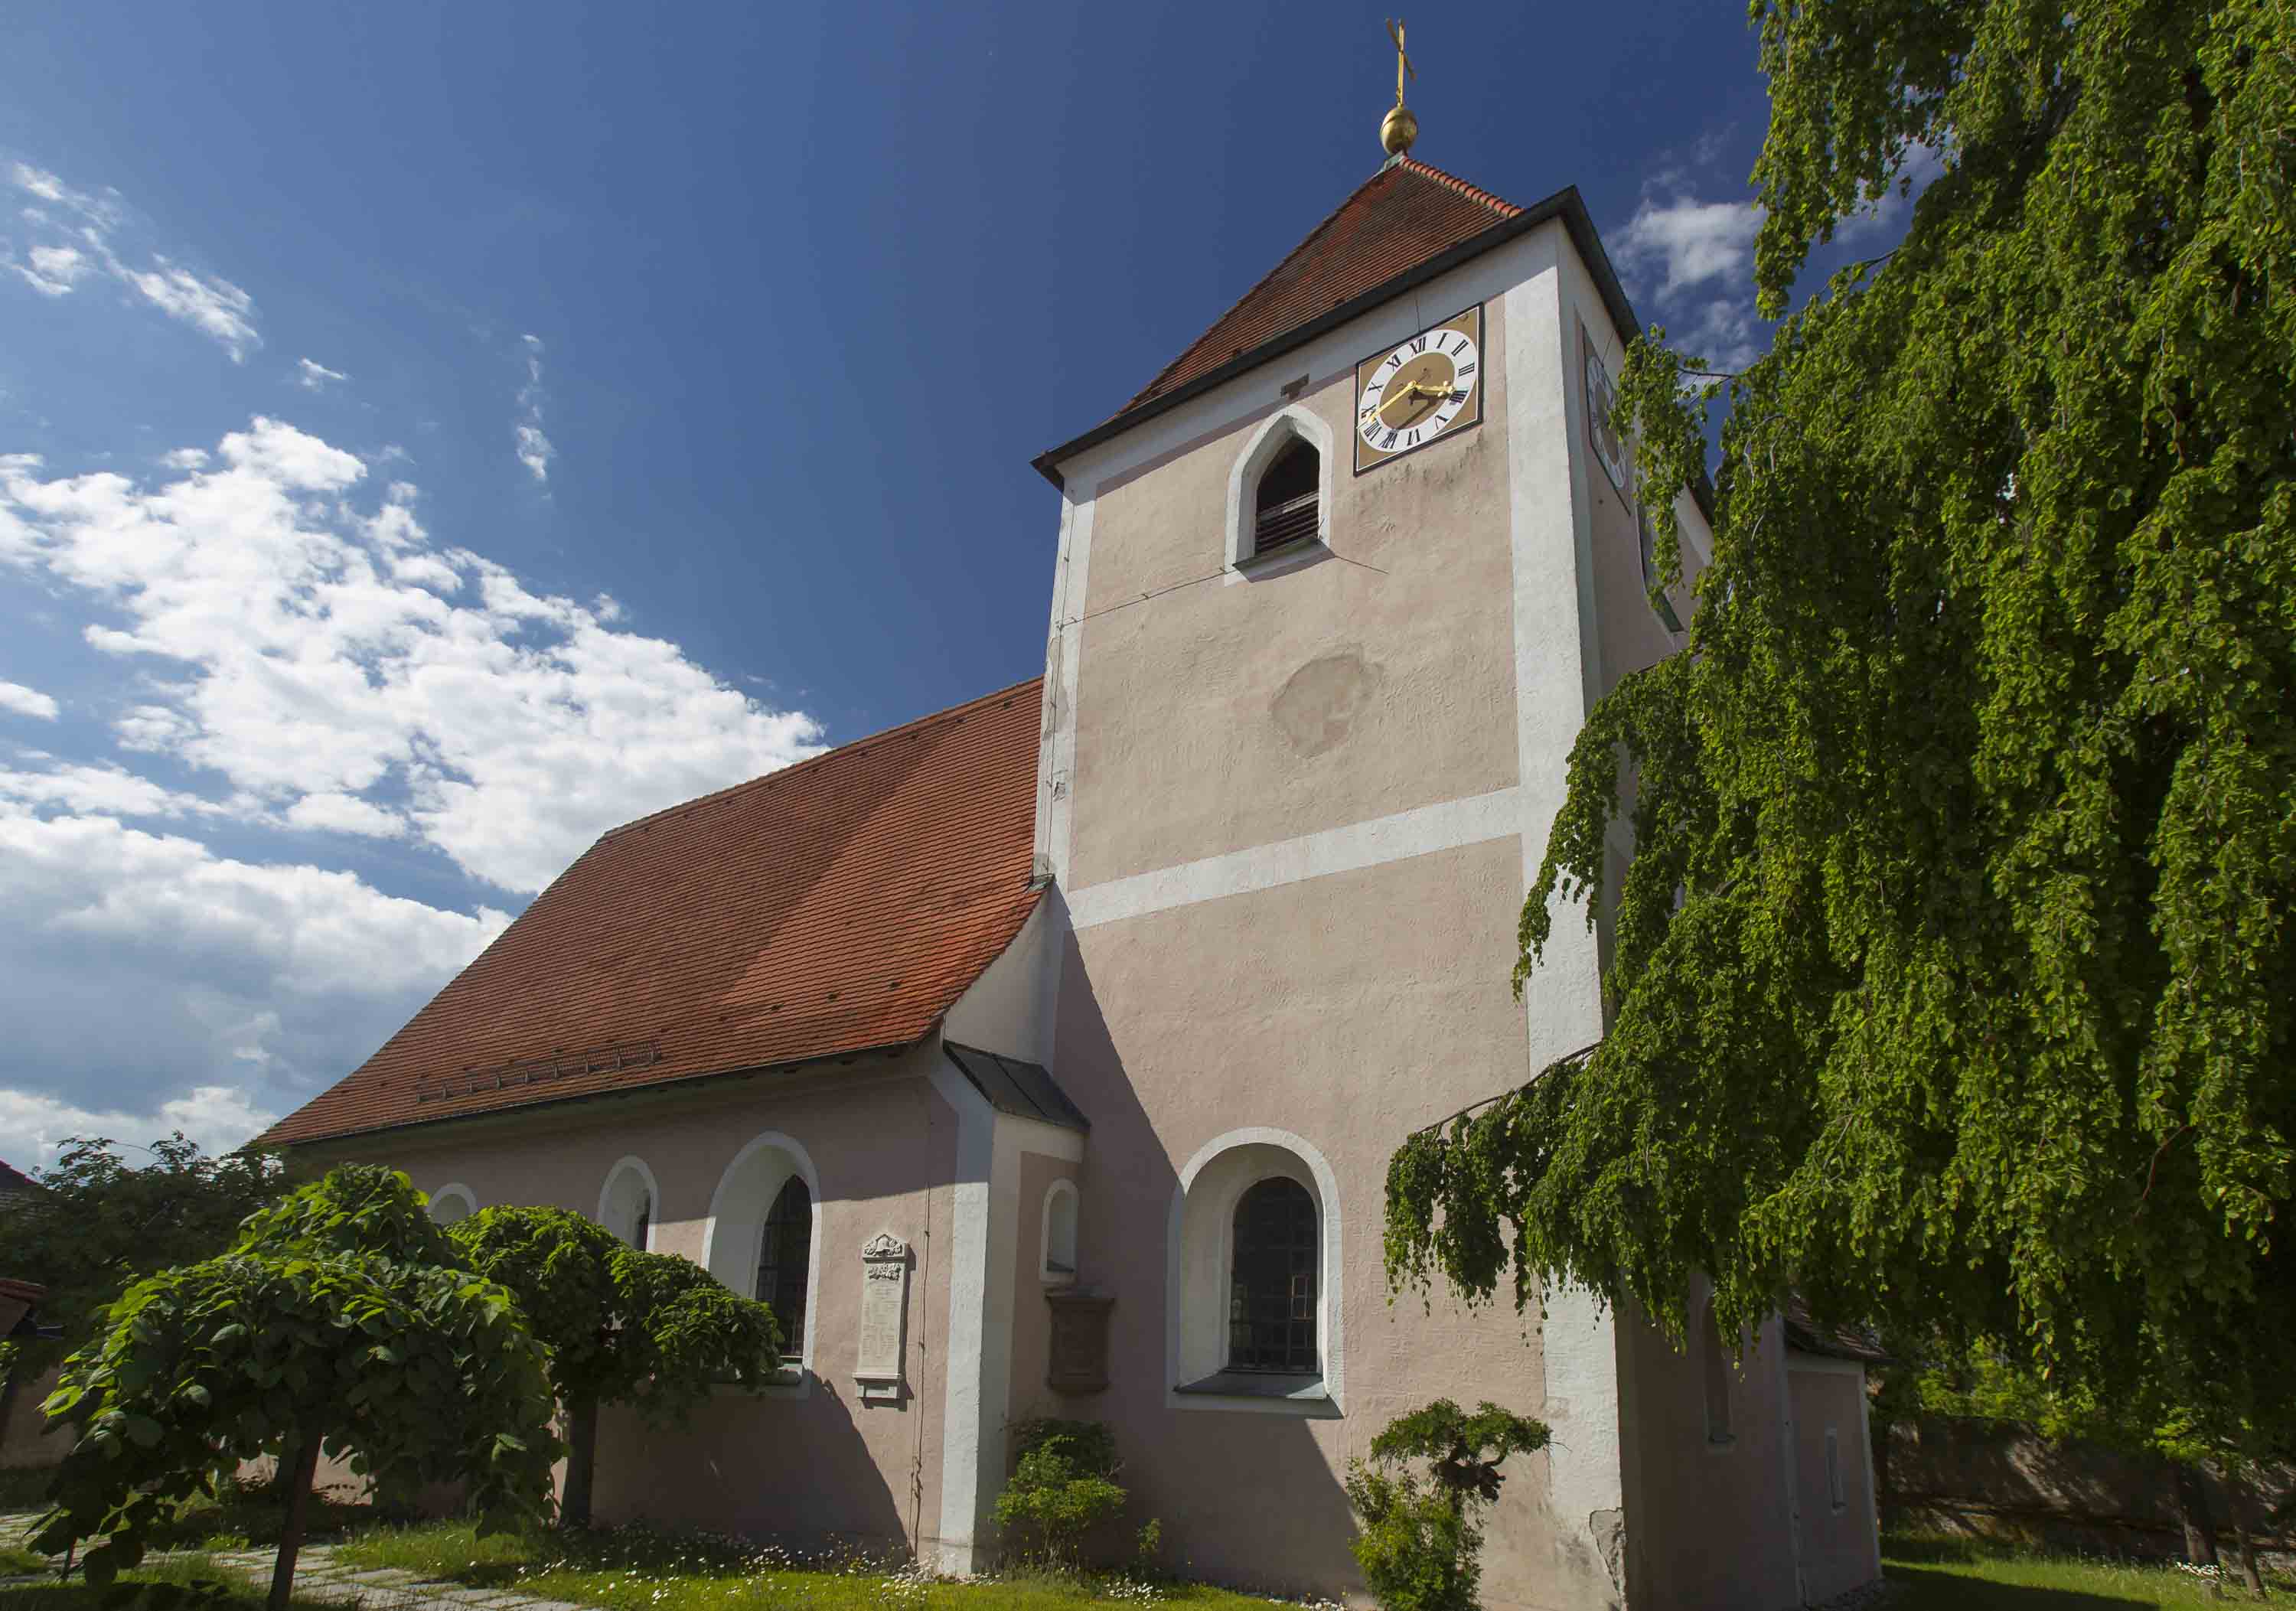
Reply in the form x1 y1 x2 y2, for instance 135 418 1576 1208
1066 786 1520 930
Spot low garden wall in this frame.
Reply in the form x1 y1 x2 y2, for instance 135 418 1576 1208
1880 1414 2293 1569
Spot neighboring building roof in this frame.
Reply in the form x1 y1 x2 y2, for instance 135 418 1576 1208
943 1042 1090 1133
1032 160 1648 489
1784 1295 1893 1366
1128 157 1524 411
260 678 1047 1148
0 1159 38 1206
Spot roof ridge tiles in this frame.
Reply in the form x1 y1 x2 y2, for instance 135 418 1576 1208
1393 156 1525 218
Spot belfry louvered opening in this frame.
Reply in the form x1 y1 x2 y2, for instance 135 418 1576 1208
1253 439 1320 554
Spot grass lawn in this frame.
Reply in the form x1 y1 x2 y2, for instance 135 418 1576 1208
333 1520 1325 1611
1885 1534 2296 1608
0 1554 344 1611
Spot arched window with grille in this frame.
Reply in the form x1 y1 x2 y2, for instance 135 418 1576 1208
1228 1176 1319 1374
1226 406 1332 572
1253 440 1320 556
755 1176 813 1351
597 1156 659 1250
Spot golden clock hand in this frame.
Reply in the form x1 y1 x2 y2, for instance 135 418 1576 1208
1378 381 1444 424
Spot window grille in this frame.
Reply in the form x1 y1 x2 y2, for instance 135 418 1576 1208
1253 441 1319 554
1227 1177 1318 1372
633 1193 651 1251
755 1176 812 1352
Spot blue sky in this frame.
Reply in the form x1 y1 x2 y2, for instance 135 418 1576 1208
0 2 1840 1166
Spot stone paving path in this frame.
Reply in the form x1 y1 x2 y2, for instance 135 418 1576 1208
0 1512 586 1611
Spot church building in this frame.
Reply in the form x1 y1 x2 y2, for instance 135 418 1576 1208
261 73 1882 1611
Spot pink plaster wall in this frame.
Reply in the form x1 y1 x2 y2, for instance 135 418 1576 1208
1045 840 1606 1606
305 1045 963 1555
1005 1150 1080 1430
1614 1306 1801 1610
1789 1368 1880 1605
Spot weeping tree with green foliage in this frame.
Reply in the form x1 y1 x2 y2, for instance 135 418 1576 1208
33 1167 560 1611
448 1206 781 1528
1385 0 2294 1512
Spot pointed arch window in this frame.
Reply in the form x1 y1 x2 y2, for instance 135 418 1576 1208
1227 406 1333 572
1228 1176 1319 1373
1254 440 1320 555
755 1176 813 1349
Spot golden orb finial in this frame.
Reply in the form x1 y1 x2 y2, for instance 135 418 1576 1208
1382 19 1419 155
1381 104 1420 156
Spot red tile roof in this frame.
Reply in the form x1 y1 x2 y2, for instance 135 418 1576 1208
1126 156 1525 411
261 679 1046 1148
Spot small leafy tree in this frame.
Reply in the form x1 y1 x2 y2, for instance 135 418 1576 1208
448 1206 781 1528
1344 1401 1548 1611
32 1166 560 1611
0 1136 285 1388
993 1418 1127 1570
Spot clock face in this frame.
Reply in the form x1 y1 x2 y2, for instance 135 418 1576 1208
1353 305 1484 473
1583 335 1631 495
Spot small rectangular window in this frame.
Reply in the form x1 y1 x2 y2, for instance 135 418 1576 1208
1825 1427 1844 1510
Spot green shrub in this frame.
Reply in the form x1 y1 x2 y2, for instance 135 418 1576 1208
993 1418 1127 1570
1344 1464 1480 1611
1344 1400 1548 1611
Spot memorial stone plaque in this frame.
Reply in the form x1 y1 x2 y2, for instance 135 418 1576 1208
856 1231 909 1404
1045 1287 1114 1395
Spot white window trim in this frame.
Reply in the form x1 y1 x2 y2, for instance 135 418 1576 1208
700 1130 823 1396
1039 1178 1078 1284
596 1155 661 1251
428 1182 478 1225
1224 405 1334 579
1165 1126 1344 1417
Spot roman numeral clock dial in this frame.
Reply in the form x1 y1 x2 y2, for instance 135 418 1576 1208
1353 305 1484 472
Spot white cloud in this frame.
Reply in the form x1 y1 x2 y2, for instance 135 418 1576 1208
283 791 404 838
296 357 348 392
514 333 553 483
0 680 58 720
0 1084 279 1170
0 761 223 819
158 447 210 470
1616 196 1764 297
0 801 511 1164
114 257 259 361
7 162 120 230
4 161 259 359
1671 296 1764 377
0 417 825 892
6 243 89 297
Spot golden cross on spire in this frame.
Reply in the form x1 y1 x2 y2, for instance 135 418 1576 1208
1380 18 1420 156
